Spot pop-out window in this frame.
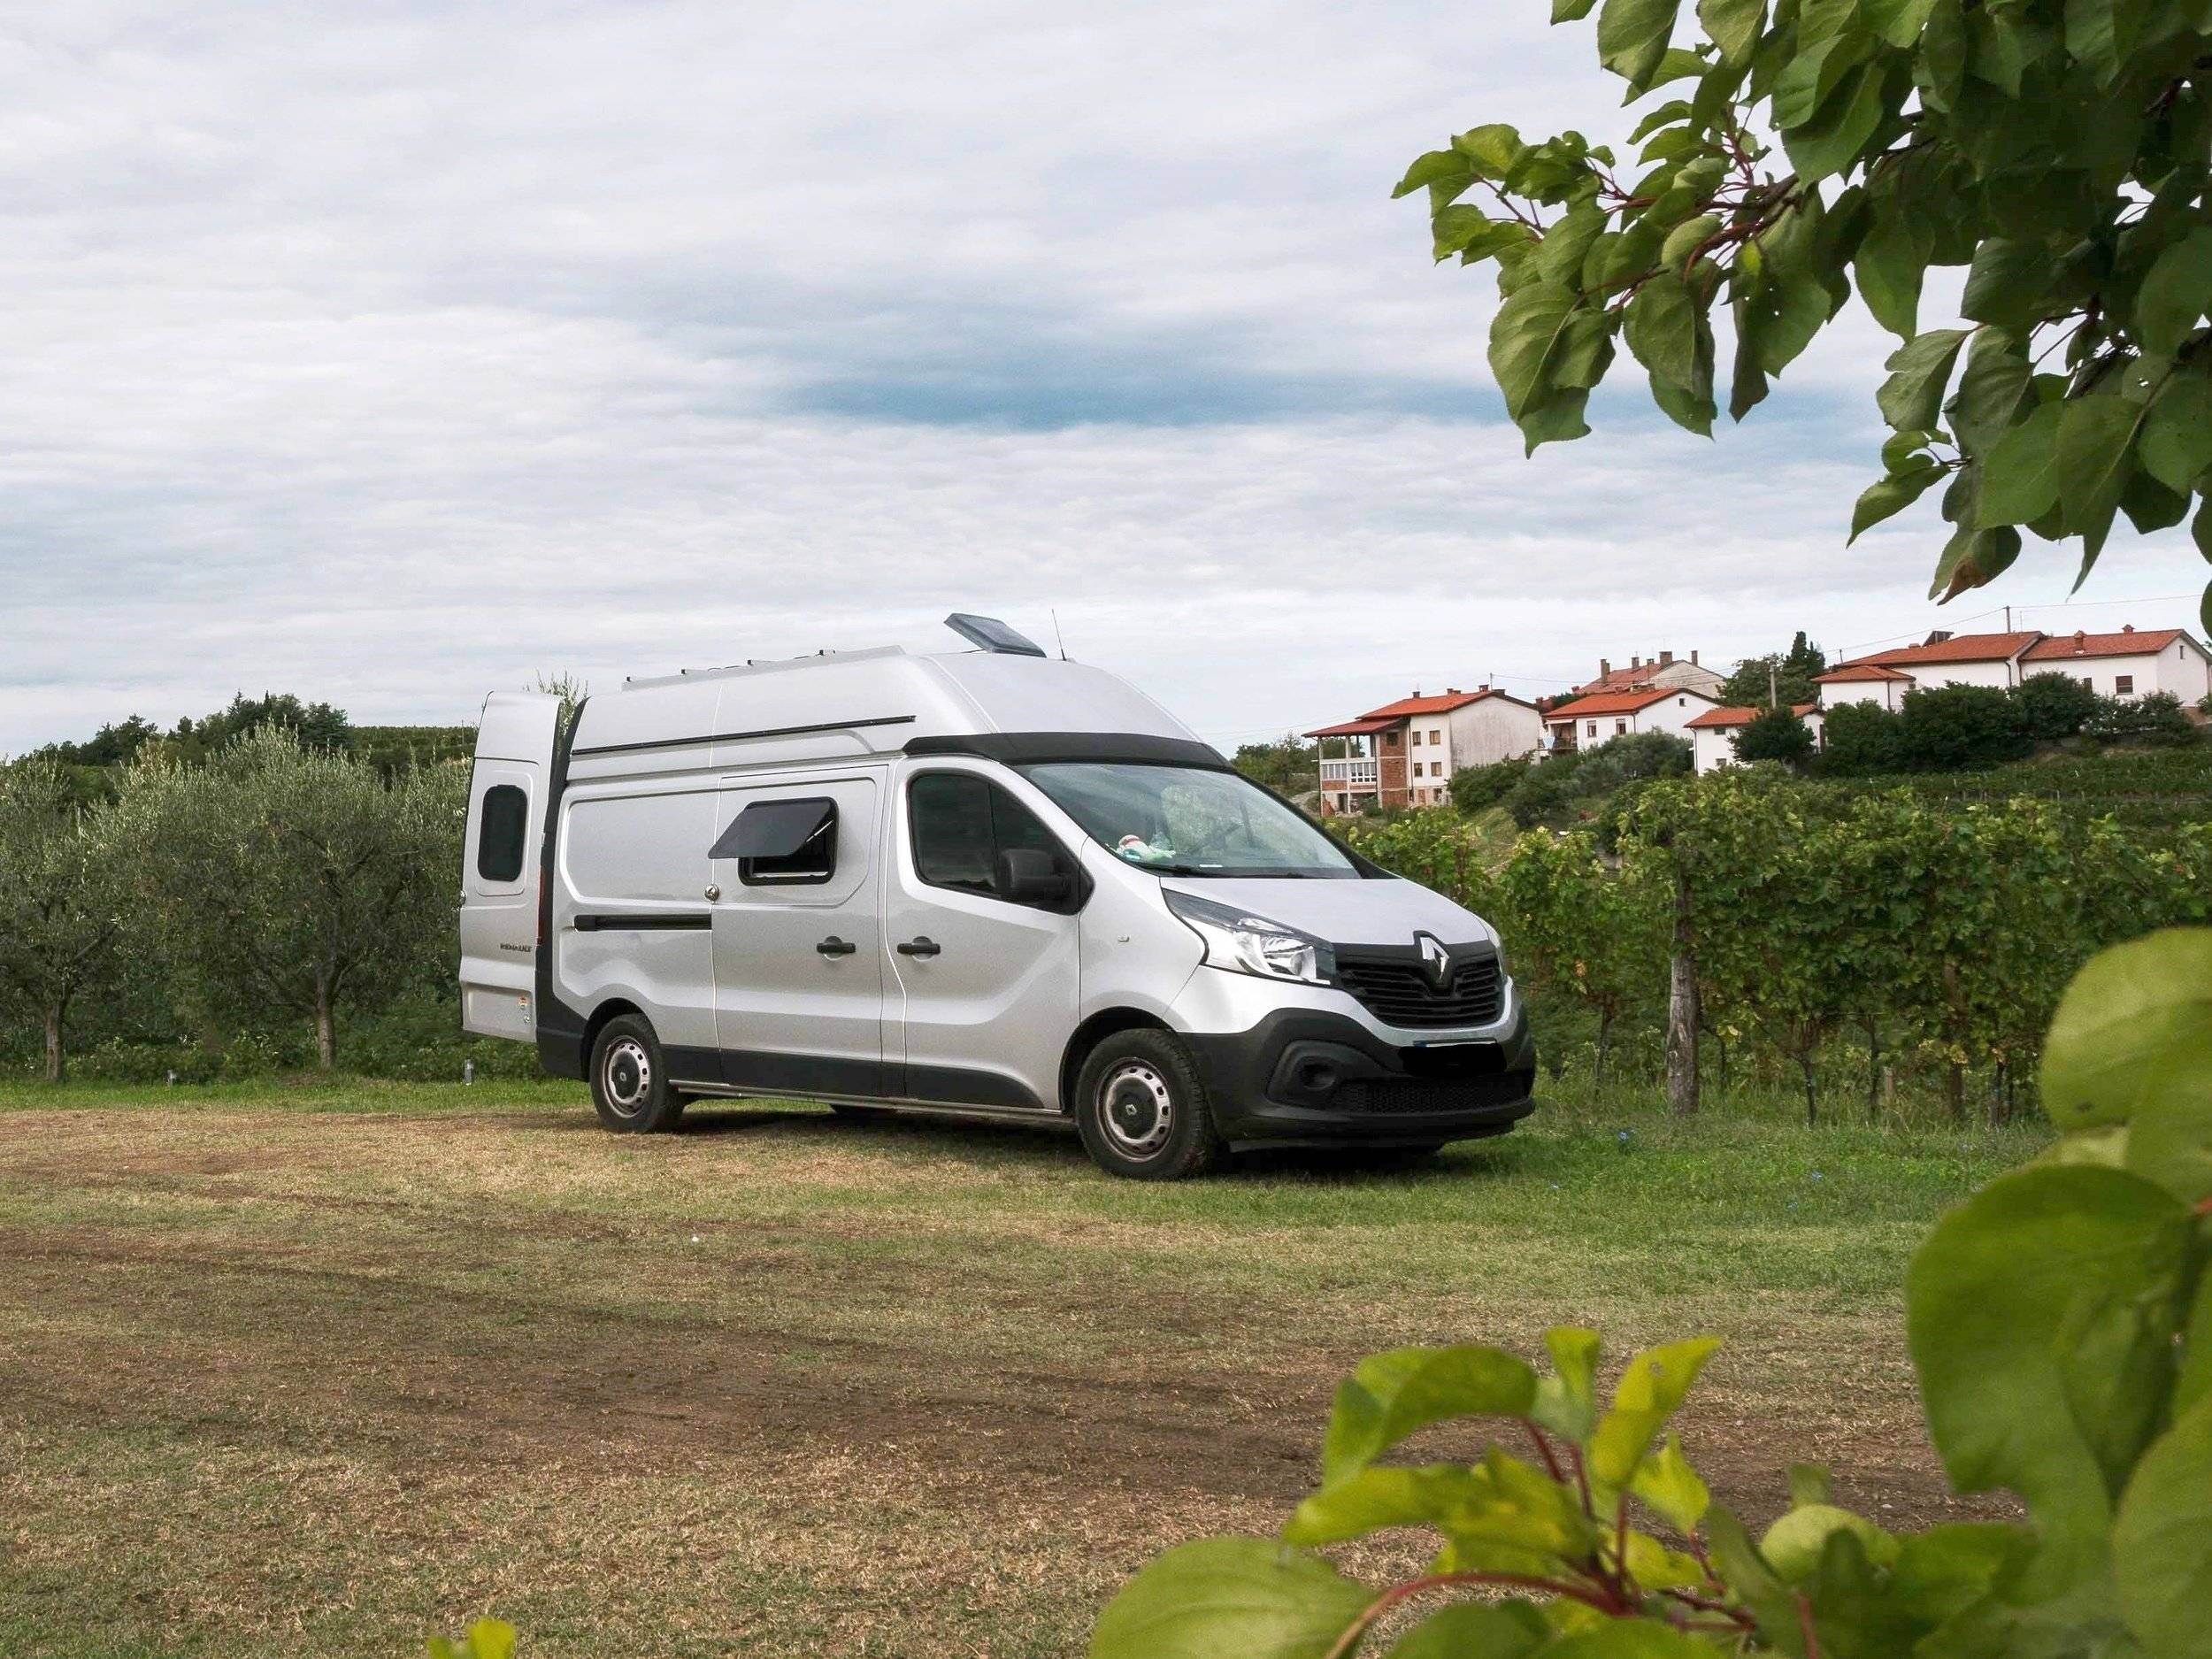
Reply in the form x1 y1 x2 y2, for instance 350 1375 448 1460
714 796 838 885
476 784 528 884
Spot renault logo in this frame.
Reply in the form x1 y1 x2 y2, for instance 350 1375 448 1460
1416 932 1453 987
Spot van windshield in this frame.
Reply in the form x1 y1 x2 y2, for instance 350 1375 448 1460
1019 762 1359 879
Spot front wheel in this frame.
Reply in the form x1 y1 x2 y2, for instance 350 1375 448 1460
589 1014 684 1133
1074 1029 1223 1180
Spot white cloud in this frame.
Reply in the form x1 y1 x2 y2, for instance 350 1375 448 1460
3 2 2206 756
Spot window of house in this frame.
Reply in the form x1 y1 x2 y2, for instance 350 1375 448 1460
476 784 528 884
1586 721 1598 738
909 772 1081 910
2116 674 2135 695
1616 718 1629 735
715 796 838 885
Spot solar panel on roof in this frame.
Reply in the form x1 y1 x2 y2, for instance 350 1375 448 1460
944 613 1048 657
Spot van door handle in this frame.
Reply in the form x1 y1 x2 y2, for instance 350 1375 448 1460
817 936 857 957
895 936 941 958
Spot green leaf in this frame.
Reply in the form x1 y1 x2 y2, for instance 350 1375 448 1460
2136 227 2212 358
1701 1507 1802 1647
1532 1325 1602 1441
1597 0 1684 91
1629 1432 1710 1531
1319 1345 1538 1485
1877 328 1968 431
1850 464 1944 541
1856 209 1932 338
1453 123 1527 178
1961 236 2049 330
1554 0 1601 19
1908 1164 2194 1594
1781 62 1887 184
2043 929 2212 1130
1929 522 2021 601
1588 1337 1720 1489
2058 393 2144 561
1394 150 1473 200
1865 0 1936 47
1917 0 1967 110
2142 374 2212 491
1383 1601 1550 1659
1761 1504 1898 1583
1660 212 1723 270
1489 284 1593 454
2114 1394 2212 1659
2122 469 2191 534
463 1622 516 1659
1788 1463 1834 1508
1284 1464 1486 1547
1624 272 1701 390
1087 1538 1373 1659
1947 326 2031 457
2198 501 2212 564
1977 399 2066 525
1697 0 1766 63
1541 1622 1735 1657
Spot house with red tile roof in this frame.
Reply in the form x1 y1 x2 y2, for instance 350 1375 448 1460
1306 686 1543 814
1572 649 1726 699
1816 626 2210 710
1685 703 1825 774
1540 684 1724 757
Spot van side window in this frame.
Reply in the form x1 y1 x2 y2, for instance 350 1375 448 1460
910 773 1079 910
714 796 838 885
477 784 529 883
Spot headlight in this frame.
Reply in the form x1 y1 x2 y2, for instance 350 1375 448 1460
1164 890 1334 986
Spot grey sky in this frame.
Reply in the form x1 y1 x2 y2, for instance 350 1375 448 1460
4 1 2208 755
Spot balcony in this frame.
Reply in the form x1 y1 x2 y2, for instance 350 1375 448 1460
1321 758 1379 787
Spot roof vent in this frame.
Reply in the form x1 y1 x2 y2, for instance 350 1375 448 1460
944 613 1048 657
2124 623 2136 634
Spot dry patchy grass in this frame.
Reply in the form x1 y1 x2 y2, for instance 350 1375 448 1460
0 1081 2035 1657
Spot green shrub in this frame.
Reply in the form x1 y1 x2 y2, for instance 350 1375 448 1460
1732 707 1815 767
2085 690 2200 746
1895 684 2033 772
2008 672 2101 741
1450 757 1532 813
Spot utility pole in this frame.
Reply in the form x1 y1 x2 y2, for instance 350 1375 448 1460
1769 662 1778 710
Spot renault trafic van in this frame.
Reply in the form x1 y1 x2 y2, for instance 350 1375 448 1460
459 615 1535 1179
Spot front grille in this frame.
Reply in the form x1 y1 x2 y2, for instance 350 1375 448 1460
1335 1074 1529 1114
1333 948 1503 1029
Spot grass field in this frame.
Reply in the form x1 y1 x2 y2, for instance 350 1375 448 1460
0 1078 2041 1658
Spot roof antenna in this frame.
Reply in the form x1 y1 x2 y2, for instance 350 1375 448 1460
1050 609 1068 661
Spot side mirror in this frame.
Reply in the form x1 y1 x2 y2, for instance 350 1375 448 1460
997 847 1073 905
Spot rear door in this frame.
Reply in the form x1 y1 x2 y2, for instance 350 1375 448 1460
709 768 888 1097
459 692 564 1041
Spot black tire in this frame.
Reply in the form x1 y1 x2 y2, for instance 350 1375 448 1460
588 1014 684 1133
1073 1028 1223 1180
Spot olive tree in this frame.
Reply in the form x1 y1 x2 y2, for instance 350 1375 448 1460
127 728 462 1069
1402 0 2212 630
0 760 127 1081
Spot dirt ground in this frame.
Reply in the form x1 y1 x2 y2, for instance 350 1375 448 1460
0 1091 2017 1657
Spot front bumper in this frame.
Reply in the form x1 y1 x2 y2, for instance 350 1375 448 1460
1185 1002 1538 1148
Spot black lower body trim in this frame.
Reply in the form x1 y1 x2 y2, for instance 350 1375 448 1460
1185 1006 1537 1148
659 1045 1046 1112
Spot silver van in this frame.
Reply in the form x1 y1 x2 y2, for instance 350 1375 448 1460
459 616 1535 1179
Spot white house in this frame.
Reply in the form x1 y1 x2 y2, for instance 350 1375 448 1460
1684 703 1825 774
1541 686 1724 755
2019 626 2212 702
1816 626 2212 708
1571 649 1727 700
1310 687 1544 813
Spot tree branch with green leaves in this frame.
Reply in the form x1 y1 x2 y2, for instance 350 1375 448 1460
1401 0 2212 631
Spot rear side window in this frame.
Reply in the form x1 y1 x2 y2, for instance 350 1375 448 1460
714 796 838 885
909 772 1080 910
477 784 529 883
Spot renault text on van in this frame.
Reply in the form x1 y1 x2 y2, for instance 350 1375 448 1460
458 615 1536 1179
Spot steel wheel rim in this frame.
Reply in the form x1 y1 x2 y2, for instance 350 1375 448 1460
603 1037 652 1117
1098 1060 1173 1158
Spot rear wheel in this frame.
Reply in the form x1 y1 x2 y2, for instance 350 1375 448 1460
1074 1029 1223 1180
589 1014 684 1133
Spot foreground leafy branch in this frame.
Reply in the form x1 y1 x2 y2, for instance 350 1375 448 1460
1088 926 2212 1657
1403 0 2212 628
